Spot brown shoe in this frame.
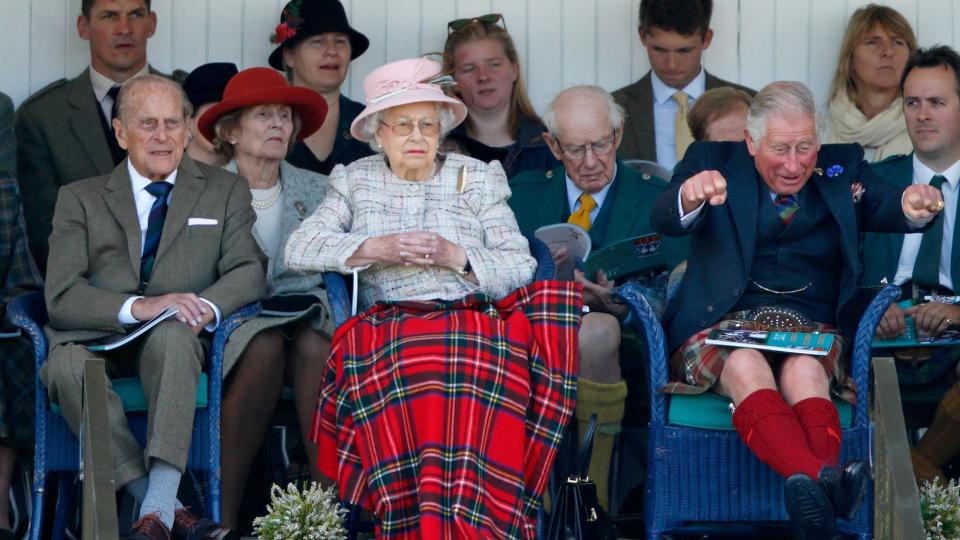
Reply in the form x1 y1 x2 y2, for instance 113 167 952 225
172 508 237 540
127 513 172 540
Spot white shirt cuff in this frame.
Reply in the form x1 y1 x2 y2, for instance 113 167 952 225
199 298 222 331
678 191 705 228
118 296 144 325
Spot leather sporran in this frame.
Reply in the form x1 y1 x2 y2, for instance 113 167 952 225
545 414 616 540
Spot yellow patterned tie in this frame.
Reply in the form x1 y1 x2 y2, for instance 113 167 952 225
568 193 597 231
674 91 694 161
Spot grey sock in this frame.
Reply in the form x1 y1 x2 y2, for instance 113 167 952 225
139 460 182 529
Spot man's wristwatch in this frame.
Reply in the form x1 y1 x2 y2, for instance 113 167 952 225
456 259 472 275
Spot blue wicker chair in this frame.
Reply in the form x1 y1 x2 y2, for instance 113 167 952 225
613 282 899 540
5 291 260 540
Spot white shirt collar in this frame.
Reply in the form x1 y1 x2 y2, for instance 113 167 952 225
126 159 178 194
565 165 617 213
651 68 707 106
90 64 151 104
913 154 960 188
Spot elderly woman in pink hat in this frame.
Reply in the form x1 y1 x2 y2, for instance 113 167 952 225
195 67 335 530
284 57 581 539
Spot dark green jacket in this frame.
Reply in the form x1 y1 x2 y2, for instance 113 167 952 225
860 153 918 287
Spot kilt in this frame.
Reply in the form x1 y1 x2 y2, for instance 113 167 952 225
1 335 35 448
660 311 855 403
311 280 581 539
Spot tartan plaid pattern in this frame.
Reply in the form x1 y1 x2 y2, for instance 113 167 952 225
0 174 41 447
660 311 854 403
311 280 581 539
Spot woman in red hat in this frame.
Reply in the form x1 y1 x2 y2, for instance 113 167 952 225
269 0 374 175
196 67 333 530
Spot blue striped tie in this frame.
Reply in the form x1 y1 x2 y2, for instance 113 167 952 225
140 181 173 290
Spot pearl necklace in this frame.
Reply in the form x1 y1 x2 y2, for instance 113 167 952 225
251 176 283 210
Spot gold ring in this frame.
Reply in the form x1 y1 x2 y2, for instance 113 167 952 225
937 200 945 211
947 318 954 327
425 253 431 259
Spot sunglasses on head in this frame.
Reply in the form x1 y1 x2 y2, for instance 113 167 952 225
447 13 505 33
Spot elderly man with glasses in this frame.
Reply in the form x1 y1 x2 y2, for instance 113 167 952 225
508 85 687 512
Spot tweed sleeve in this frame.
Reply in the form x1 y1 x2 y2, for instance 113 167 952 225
284 164 372 274
463 160 536 297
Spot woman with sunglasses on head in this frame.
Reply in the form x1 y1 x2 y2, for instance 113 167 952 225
269 0 374 175
442 13 559 178
285 57 580 539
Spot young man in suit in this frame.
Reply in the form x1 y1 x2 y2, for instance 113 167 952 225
16 0 159 272
860 46 960 484
510 85 686 510
41 75 265 540
613 0 754 172
653 80 942 535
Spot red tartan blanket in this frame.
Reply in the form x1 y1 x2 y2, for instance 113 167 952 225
311 280 581 539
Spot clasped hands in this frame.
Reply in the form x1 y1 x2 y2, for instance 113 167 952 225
877 301 960 342
131 293 214 335
353 231 468 271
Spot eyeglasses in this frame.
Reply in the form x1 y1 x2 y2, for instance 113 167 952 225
447 13 505 33
553 130 619 160
379 119 442 137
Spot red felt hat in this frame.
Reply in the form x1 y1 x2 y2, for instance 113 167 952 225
197 67 328 144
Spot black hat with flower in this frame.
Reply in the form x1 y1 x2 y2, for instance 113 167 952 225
268 0 370 70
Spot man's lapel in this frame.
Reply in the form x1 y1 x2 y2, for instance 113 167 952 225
536 168 568 228
67 69 114 175
723 145 759 271
101 160 143 273
155 156 204 262
597 165 641 247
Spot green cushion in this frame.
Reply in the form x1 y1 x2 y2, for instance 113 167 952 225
51 374 208 416
667 391 853 431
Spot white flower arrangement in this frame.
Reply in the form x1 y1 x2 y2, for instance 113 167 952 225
253 482 349 540
920 477 960 540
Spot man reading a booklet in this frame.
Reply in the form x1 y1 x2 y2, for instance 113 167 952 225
652 80 944 536
509 85 686 509
40 75 265 539
860 46 960 485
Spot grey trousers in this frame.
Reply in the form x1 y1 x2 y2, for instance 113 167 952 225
41 320 204 488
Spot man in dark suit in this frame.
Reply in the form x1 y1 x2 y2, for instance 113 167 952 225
653 81 942 535
860 46 960 484
510 85 686 509
613 0 754 172
41 75 264 539
16 0 159 272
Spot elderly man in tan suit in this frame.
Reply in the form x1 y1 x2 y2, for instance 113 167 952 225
41 74 265 540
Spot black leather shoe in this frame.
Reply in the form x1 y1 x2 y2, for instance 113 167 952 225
818 460 870 520
784 473 835 537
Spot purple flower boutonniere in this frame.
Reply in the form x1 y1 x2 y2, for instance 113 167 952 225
851 182 865 203
827 165 844 178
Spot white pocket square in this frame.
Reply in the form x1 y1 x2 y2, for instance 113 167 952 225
188 218 218 226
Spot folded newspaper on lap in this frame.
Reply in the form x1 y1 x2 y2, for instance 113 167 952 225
86 306 179 352
705 329 834 356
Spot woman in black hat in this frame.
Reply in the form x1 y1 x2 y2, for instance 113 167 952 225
269 0 374 175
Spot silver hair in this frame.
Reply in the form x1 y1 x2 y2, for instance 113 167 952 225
542 85 625 139
359 102 457 153
116 74 193 122
746 81 820 143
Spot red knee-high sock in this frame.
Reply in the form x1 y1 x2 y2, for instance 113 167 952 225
792 397 842 465
731 389 826 479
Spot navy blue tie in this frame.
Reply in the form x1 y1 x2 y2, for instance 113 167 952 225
140 181 173 290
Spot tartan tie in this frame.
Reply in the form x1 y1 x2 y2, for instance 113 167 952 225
140 181 173 290
774 193 800 226
568 193 597 231
913 175 947 288
673 91 694 161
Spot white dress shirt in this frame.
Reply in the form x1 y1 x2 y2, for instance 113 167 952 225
893 156 960 290
651 68 707 173
117 160 222 329
89 65 150 123
565 165 616 223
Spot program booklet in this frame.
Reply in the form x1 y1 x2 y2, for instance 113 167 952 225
534 223 591 280
872 299 960 348
705 329 835 356
534 224 667 282
86 306 179 352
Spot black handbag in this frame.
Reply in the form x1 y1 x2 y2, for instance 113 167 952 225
545 414 616 540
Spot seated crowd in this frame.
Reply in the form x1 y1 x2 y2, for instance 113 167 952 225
1 0 959 538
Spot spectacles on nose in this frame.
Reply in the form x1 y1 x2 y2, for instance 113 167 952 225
447 13 506 33
379 119 442 137
553 129 619 160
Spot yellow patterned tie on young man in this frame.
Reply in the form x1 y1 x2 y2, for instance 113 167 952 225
567 193 597 231
674 91 694 161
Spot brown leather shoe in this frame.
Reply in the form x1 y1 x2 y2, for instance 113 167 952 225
127 513 172 540
172 508 238 540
